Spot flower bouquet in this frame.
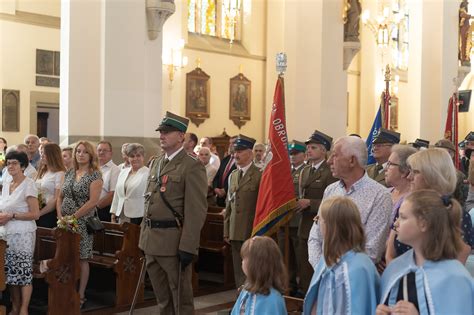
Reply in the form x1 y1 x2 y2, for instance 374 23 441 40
57 215 79 233
37 190 46 209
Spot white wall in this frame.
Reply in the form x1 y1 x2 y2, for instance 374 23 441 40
0 19 60 145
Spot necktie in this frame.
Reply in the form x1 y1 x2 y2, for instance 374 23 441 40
376 164 383 174
237 169 243 184
310 167 315 175
159 158 169 176
221 157 235 186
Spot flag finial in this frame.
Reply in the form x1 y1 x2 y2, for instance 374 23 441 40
276 53 287 75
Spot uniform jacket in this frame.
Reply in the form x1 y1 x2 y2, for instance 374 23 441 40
139 149 208 256
110 166 149 218
299 161 337 239
366 163 387 187
288 165 304 227
224 163 262 241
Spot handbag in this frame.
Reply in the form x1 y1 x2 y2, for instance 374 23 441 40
69 172 105 234
86 209 105 234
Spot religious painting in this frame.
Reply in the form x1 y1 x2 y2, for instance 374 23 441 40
54 51 60 76
36 49 54 75
2 89 20 132
186 67 210 126
229 73 251 129
390 96 399 131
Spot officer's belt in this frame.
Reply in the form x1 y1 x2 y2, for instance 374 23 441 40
144 218 179 229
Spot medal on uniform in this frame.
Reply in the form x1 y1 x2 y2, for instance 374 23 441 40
160 175 168 192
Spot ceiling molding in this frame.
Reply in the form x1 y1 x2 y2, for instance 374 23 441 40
0 10 60 29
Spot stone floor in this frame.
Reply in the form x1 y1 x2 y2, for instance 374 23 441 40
116 290 236 315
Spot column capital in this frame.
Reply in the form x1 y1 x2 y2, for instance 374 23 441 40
146 0 175 40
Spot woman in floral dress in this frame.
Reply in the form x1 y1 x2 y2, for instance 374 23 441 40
57 141 102 307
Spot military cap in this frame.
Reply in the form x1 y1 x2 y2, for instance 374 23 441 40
411 138 430 149
372 128 400 144
155 111 189 132
234 134 256 150
305 130 332 151
465 131 474 141
288 140 306 154
434 139 456 153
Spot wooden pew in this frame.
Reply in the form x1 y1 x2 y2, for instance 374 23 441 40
34 227 81 315
199 209 234 288
284 296 304 314
89 222 144 307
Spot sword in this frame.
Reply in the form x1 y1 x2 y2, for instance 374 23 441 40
129 256 147 315
177 261 182 315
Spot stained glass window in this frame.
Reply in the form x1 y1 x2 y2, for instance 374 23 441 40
391 0 409 71
188 0 241 41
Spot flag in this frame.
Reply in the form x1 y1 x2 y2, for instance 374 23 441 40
252 76 296 236
366 106 383 165
444 93 459 169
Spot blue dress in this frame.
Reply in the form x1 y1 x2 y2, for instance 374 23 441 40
381 249 474 315
304 250 380 315
231 287 287 315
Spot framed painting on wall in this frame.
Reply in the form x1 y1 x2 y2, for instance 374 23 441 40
2 89 20 132
186 67 210 127
229 73 251 129
36 49 54 75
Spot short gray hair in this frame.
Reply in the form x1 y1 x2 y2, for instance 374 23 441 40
24 134 39 143
125 143 145 157
391 144 417 174
334 136 368 167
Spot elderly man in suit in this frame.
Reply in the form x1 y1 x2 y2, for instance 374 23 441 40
139 111 207 315
366 128 400 187
212 136 237 207
223 134 262 288
294 130 337 294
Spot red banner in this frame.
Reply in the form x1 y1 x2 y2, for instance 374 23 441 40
444 93 459 169
252 76 296 236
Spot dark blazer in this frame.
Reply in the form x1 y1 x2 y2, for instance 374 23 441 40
366 164 387 186
298 161 337 239
212 155 237 207
224 163 262 241
139 149 208 256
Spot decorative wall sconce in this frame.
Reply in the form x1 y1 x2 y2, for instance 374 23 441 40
361 7 404 48
162 39 188 82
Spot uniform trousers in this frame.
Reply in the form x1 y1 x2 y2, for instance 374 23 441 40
230 240 245 288
277 226 299 292
298 237 313 293
145 254 194 315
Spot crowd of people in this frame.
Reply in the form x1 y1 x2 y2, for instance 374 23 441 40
0 117 474 314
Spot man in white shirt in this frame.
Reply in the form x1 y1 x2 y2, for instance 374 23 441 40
97 141 120 222
252 143 266 169
198 147 218 186
200 137 220 169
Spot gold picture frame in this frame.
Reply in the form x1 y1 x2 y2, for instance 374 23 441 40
186 67 210 127
229 73 251 129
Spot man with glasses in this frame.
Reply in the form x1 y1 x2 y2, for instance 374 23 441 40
366 128 400 187
96 141 120 221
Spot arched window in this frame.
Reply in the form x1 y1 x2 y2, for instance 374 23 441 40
390 0 409 71
188 0 241 42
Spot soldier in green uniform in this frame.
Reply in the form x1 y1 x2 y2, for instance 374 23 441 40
139 112 207 315
295 130 337 293
366 128 400 187
223 134 262 288
277 140 306 296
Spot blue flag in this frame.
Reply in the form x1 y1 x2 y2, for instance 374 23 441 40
366 107 382 165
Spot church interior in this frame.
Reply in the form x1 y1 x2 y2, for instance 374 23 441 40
1 0 474 314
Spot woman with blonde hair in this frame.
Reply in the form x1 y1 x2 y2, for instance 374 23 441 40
57 141 103 307
397 148 474 263
35 143 66 228
377 190 474 315
304 196 379 315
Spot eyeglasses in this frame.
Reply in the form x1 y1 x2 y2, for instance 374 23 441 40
386 161 400 168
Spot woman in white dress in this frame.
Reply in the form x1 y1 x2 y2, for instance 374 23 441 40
110 143 149 225
35 143 66 228
0 151 40 315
